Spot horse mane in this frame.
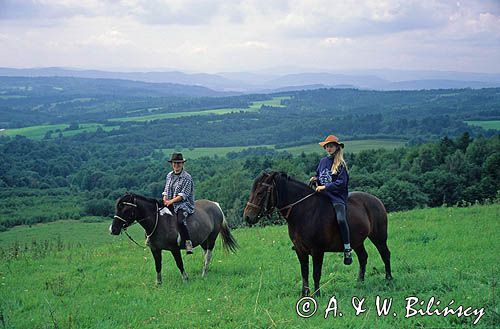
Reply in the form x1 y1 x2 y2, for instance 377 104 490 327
273 171 313 192
122 192 162 206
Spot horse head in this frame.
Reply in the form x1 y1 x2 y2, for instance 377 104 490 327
110 193 139 235
243 171 278 225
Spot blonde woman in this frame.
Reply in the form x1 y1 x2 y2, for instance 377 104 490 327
310 135 352 265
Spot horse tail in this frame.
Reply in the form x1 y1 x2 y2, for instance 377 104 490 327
214 202 239 253
365 193 389 243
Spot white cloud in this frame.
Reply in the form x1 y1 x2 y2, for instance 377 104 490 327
77 30 133 47
0 0 499 72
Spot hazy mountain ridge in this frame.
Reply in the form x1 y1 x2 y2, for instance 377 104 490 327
1 67 500 93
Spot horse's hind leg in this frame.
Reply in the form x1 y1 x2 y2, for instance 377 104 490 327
369 238 393 280
353 243 368 282
171 249 189 282
201 248 213 277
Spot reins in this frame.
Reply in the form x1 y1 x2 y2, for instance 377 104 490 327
114 197 160 248
278 192 316 218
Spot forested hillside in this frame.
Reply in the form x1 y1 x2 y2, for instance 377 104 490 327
1 133 498 229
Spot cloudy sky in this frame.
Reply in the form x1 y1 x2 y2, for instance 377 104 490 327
0 0 499 73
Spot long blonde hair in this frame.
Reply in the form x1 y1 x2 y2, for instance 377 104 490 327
331 147 348 174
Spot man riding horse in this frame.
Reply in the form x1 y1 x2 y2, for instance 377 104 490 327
162 153 195 254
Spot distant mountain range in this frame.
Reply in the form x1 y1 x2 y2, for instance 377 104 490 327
1 67 500 94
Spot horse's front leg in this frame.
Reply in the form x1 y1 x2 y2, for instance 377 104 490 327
295 250 310 297
171 248 188 282
312 251 324 298
151 248 162 285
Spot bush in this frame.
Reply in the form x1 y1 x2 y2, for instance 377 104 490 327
83 199 114 217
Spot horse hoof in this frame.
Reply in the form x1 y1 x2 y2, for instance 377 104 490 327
156 281 162 286
386 275 393 281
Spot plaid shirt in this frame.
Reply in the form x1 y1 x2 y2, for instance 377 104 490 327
162 170 195 214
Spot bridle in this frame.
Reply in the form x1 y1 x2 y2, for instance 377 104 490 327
247 174 316 219
114 195 159 246
246 181 275 218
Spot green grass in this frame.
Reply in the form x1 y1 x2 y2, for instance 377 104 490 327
162 139 407 159
0 123 119 140
110 96 291 123
0 204 498 328
465 120 500 130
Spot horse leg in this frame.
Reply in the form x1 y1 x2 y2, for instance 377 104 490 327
202 249 213 277
295 251 310 297
312 251 324 298
151 248 162 285
353 243 368 282
370 238 393 280
170 249 189 282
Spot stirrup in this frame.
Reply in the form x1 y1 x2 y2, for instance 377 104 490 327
344 249 352 265
185 240 193 255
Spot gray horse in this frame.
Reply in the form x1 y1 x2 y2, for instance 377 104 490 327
110 193 238 284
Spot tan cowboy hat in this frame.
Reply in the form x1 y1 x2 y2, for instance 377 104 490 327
319 135 345 148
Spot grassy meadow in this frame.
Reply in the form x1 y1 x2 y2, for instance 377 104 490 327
161 139 407 159
0 204 498 328
465 120 500 130
0 123 119 140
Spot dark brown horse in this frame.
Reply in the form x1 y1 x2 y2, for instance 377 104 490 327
243 171 392 297
110 193 238 284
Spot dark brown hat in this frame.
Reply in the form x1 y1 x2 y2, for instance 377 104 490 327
319 135 345 148
168 153 186 163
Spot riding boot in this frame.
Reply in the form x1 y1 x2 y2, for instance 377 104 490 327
178 211 193 255
344 249 353 265
333 203 352 265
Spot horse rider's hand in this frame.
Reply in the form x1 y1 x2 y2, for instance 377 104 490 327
315 185 326 192
163 197 169 206
309 176 317 182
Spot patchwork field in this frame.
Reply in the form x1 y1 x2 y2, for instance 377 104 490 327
0 204 498 328
110 96 290 123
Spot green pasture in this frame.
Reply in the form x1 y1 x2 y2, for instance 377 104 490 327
280 139 407 155
465 120 500 130
0 123 119 140
110 96 290 123
161 139 407 159
0 204 498 328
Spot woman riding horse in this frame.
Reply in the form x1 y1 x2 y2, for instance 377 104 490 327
310 135 352 265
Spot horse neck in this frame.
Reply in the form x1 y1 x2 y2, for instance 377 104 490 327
275 176 312 209
134 197 158 233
